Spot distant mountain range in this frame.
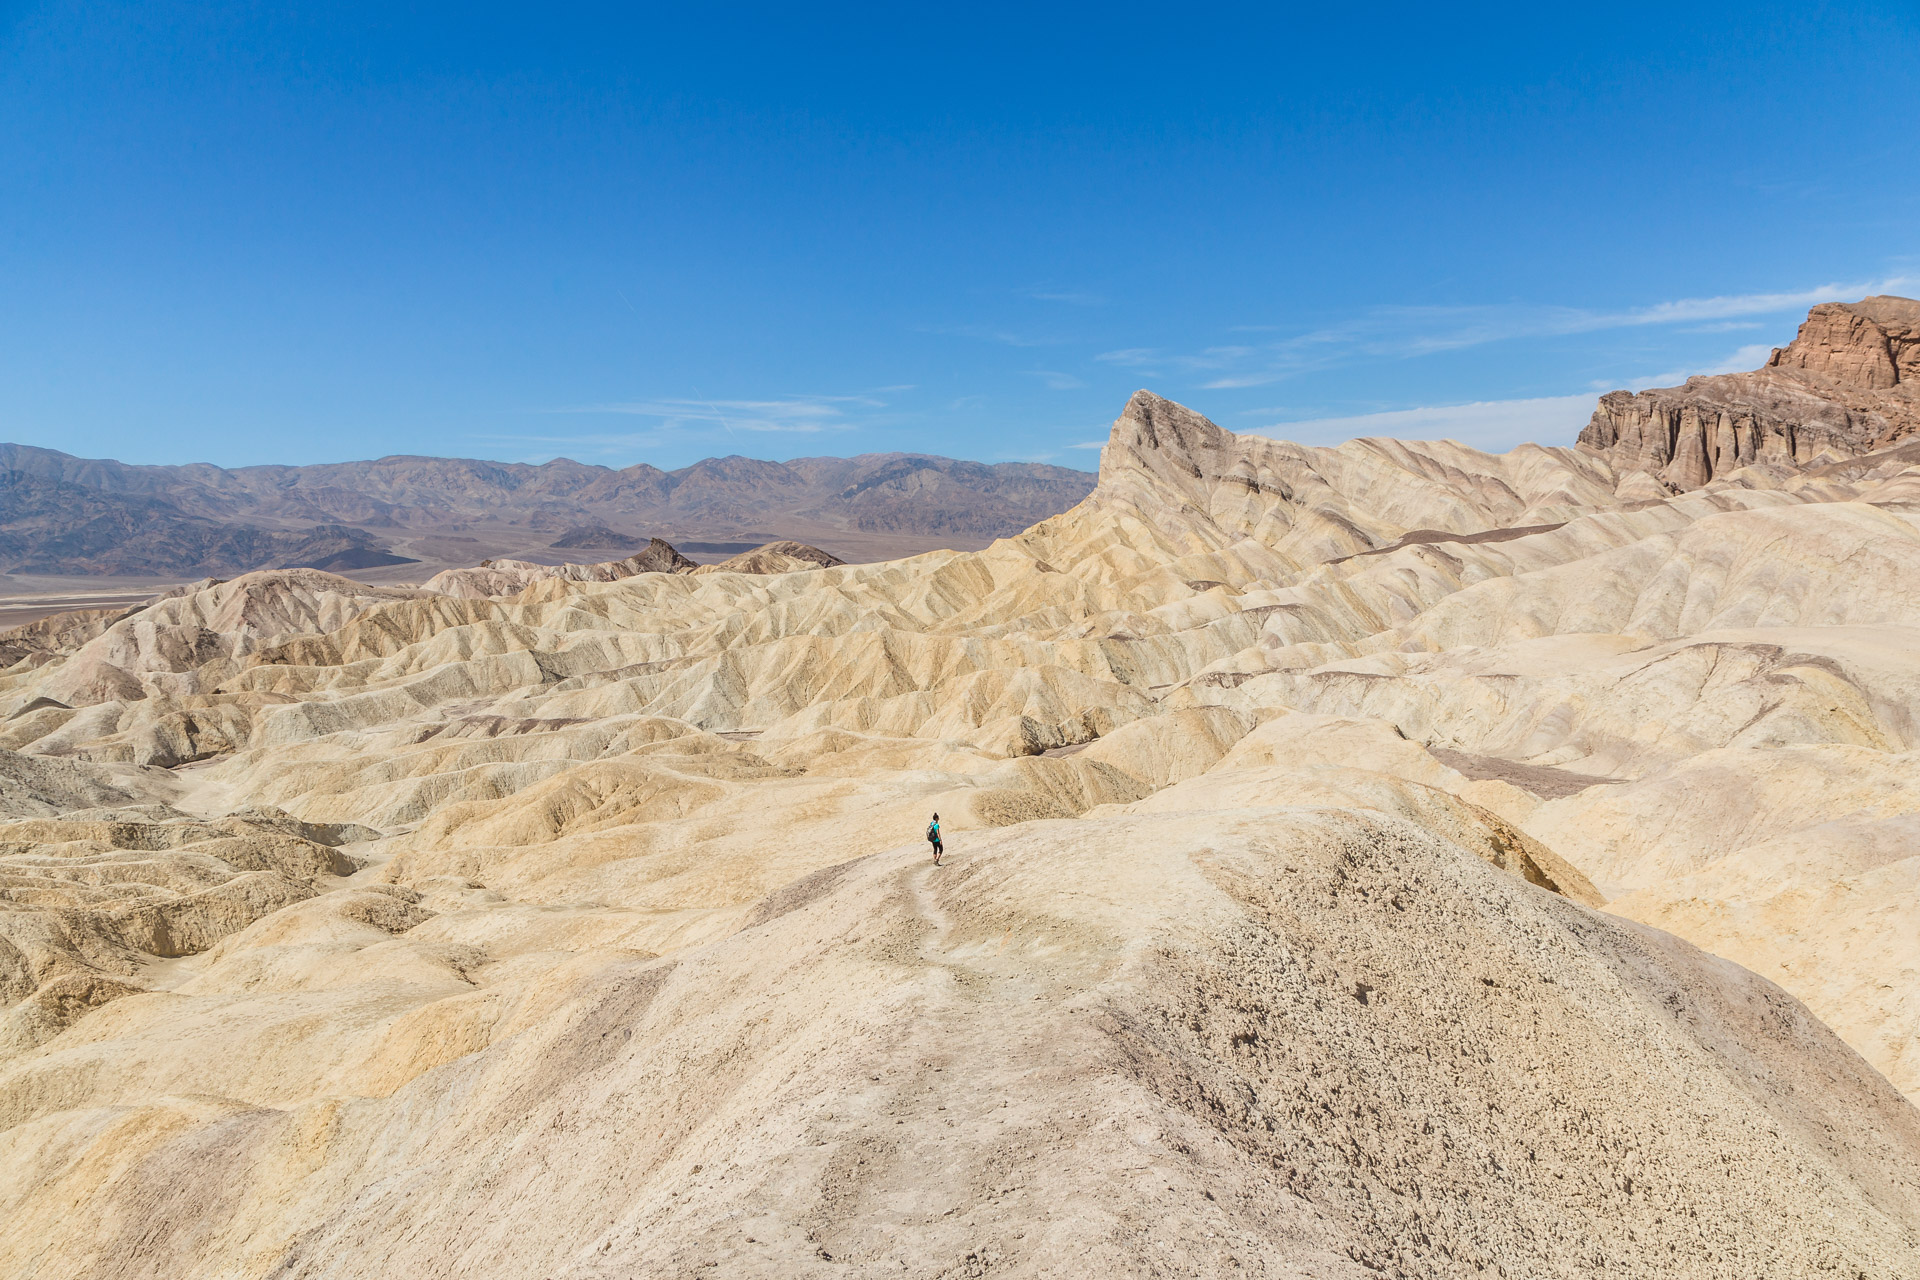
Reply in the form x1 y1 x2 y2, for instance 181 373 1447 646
21 292 1910 583
0 447 1098 578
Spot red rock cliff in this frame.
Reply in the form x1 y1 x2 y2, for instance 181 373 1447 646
1579 295 1920 491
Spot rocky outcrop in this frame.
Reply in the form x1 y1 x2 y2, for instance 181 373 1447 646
1579 295 1920 491
1064 390 1621 587
16 570 420 714
420 538 698 597
0 807 380 1068
693 540 846 575
1772 293 1920 388
546 524 636 549
0 604 135 671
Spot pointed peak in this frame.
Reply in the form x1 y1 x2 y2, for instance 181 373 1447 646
1091 390 1247 497
1120 389 1222 433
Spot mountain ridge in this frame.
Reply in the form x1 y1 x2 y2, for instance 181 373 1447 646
0 445 1097 577
10 293 1915 579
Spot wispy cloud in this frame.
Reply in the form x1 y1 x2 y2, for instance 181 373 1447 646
1156 275 1920 389
1381 278 1919 357
543 394 879 434
1026 370 1087 390
1585 280 1918 327
1252 394 1599 451
922 323 1065 348
1102 325 1366 388
1023 287 1105 306
491 389 913 459
1620 343 1778 391
1066 440 1107 450
475 427 680 459
1247 335 1801 452
1097 343 1267 372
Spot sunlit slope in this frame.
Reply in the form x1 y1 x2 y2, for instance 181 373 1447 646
3 390 1920 1276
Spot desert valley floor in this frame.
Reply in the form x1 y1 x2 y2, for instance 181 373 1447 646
5 377 1920 1275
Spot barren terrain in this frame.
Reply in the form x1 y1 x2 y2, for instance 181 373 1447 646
5 303 1920 1276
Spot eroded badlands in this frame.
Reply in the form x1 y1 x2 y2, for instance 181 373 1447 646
4 383 1920 1277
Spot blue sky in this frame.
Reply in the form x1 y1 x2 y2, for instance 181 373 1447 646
2 2 1916 471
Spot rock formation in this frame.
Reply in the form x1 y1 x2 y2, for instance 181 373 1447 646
692 540 846 575
547 523 639 549
420 538 842 597
421 538 699 598
1579 294 1920 491
1 389 1919 1276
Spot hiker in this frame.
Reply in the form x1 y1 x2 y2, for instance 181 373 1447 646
926 812 943 864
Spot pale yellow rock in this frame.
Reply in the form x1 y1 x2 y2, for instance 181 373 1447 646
1 387 1919 1275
